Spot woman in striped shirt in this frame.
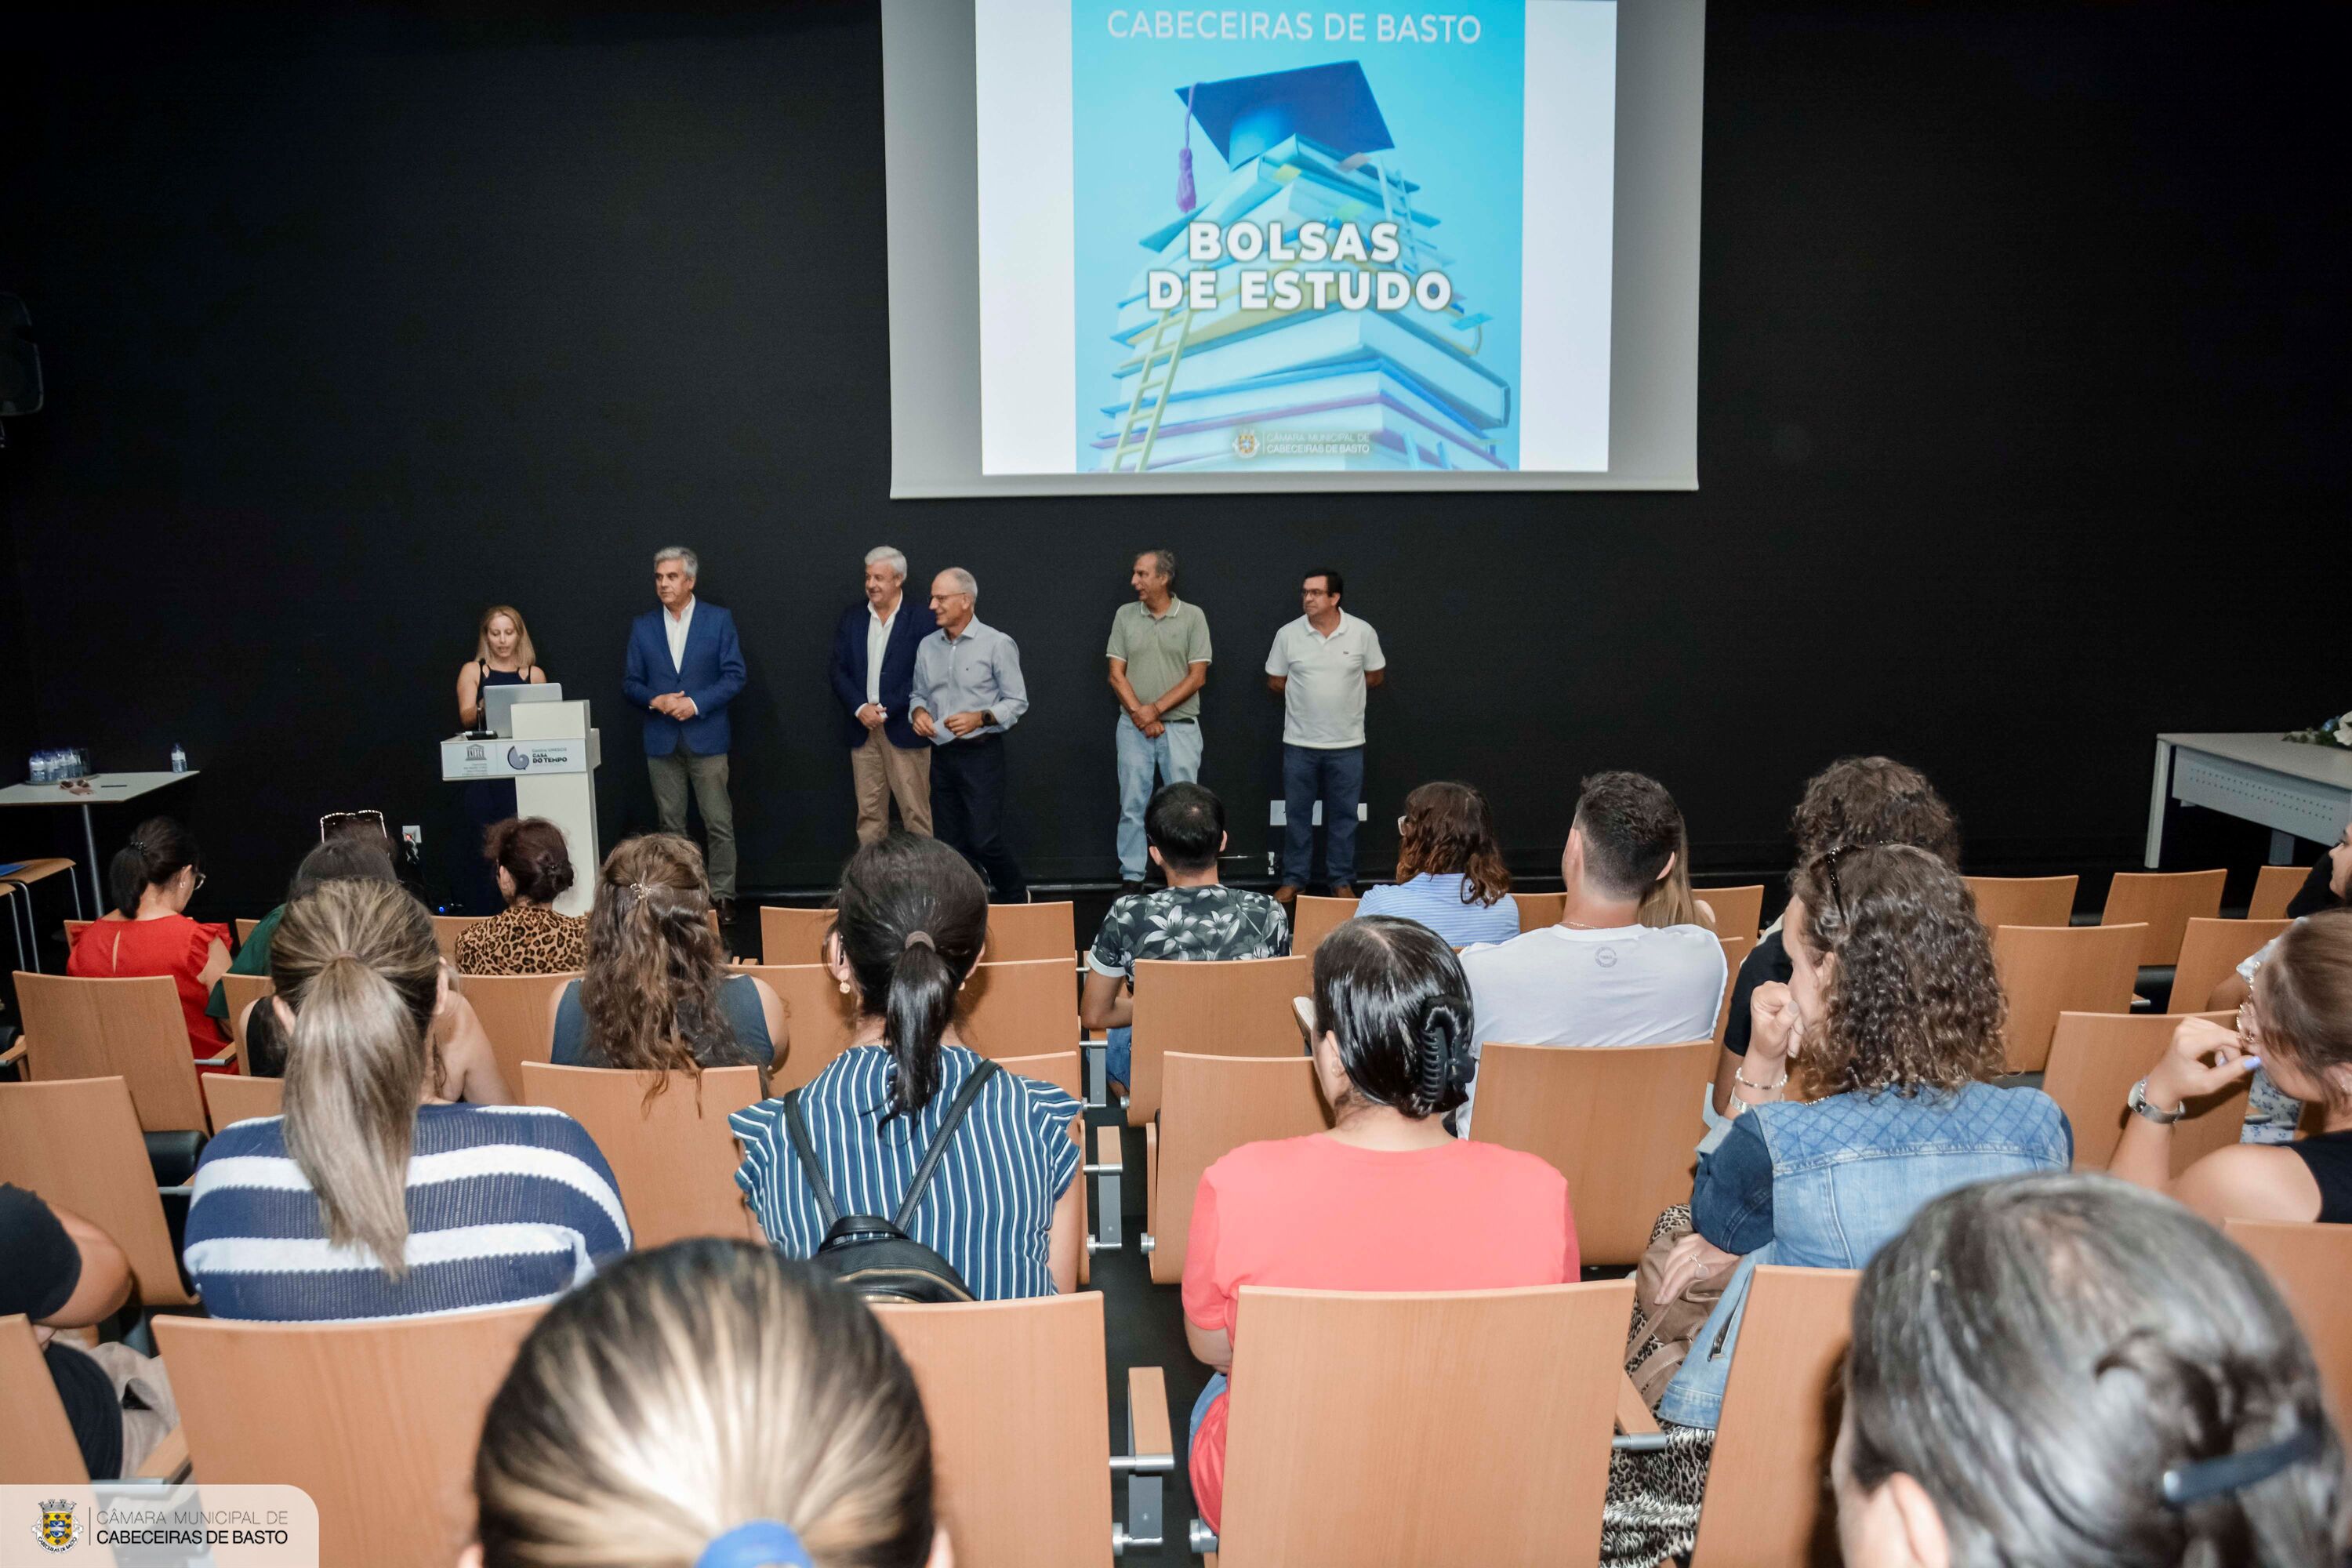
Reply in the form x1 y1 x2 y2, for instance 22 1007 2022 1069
184 878 630 1321
732 833 1083 1300
1356 781 1522 948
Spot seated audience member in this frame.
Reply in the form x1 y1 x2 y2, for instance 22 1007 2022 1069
467 1239 942 1568
1638 815 1718 931
455 817 586 975
205 823 391 1025
732 833 1083 1299
2111 910 2352 1225
1838 1174 2343 1568
67 815 233 1070
1081 782 1290 1087
1715 757 1961 1118
1457 771 1725 1134
1182 916 1578 1533
2205 822 2350 1143
550 833 783 1071
0 1185 176 1479
1651 845 2071 1432
184 878 629 1319
1356 780 1521 948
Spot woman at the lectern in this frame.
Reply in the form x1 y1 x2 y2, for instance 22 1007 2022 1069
457 605 548 913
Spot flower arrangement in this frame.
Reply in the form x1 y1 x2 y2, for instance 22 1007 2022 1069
2283 709 2352 748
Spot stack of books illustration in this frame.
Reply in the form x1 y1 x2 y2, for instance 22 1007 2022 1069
1094 61 1511 474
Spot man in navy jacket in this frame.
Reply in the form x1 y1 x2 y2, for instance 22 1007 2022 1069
624 546 748 915
829 545 938 844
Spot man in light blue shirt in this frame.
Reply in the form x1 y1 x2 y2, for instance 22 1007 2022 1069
911 567 1030 901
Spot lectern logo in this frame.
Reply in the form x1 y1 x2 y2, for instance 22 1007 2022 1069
506 746 531 771
464 743 487 762
34 1497 79 1552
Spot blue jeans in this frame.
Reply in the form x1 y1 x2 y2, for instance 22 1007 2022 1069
1116 717 1203 880
1191 1372 1226 1447
1280 743 1364 888
1106 1025 1133 1089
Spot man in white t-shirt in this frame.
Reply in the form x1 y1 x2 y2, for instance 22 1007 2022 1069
1457 770 1726 1134
1264 568 1386 907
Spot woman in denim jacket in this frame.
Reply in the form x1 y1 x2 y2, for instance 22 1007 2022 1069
1651 844 2073 1429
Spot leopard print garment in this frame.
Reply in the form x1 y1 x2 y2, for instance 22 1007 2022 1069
1601 1204 1716 1568
453 904 587 976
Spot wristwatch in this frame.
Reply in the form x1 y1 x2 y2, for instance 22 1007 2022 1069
2128 1078 2187 1125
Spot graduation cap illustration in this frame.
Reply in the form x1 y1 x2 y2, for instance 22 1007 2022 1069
1172 61 1396 209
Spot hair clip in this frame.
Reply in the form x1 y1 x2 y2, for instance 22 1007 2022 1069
903 930 936 951
694 1519 814 1568
2161 1425 2323 1508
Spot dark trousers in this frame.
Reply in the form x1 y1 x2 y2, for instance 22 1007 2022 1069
931 733 1026 902
1281 742 1365 888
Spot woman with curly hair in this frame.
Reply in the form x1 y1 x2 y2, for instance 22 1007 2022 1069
550 833 784 1076
1355 781 1520 948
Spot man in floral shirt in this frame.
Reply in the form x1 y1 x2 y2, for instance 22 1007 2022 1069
1082 782 1290 1088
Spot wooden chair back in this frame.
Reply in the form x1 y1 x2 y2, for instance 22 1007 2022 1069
2042 1011 2249 1172
1689 1267 1863 1568
454 970 578 1091
2169 917 2290 1014
1991 924 2143 1073
1962 874 2078 933
2250 863 2310 922
1290 895 1358 955
234 916 265 946
985 900 1076 963
1126 955 1315 1127
0 1077 196 1307
154 1303 544 1568
0 1313 91 1484
13 970 210 1132
520 1062 764 1249
64 917 94 946
2102 868 2227 967
960 956 1081 1059
429 913 484 961
1715 935 1756 1045
1468 1040 1716 1266
1218 1280 1633 1566
201 1071 285 1131
739 963 860 1091
2224 1219 2352 1425
1511 891 1566 929
220 971 276 1052
758 905 833 967
874 1292 1112 1568
1695 884 1764 944
1149 1054 1333 1284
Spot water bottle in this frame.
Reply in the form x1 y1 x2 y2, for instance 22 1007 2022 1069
169 743 188 775
29 750 47 783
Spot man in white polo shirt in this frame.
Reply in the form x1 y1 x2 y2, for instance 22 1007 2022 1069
1265 568 1385 908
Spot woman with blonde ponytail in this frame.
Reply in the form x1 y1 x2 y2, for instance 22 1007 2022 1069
730 833 1083 1300
183 878 630 1320
466 1240 948 1568
1178 915 1580 1534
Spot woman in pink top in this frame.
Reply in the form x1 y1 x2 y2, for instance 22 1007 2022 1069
1181 916 1579 1531
66 816 233 1071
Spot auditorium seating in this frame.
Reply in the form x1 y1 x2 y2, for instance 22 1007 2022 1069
520 1062 765 1249
1206 1280 1635 1565
1510 891 1566 928
959 956 1082 1058
1695 884 1764 944
1714 935 1755 1044
1468 1040 1715 1266
0 1076 198 1308
2223 1220 2352 1423
452 968 577 1091
758 904 832 967
2041 1011 2256 1171
0 855 78 971
429 913 484 960
2101 868 2227 967
201 1070 284 1131
875 1291 1171 1566
737 962 859 1089
10 970 230 1134
1145 1053 1333 1283
2 1312 100 1483
985 899 1078 963
2250 862 2310 921
1123 954 1315 1126
219 971 274 1053
1991 922 2143 1073
63 916 93 946
154 1302 544 1568
234 916 265 946
2168 916 2288 1013
1962 873 2078 932
1687 1266 1863 1568
1288 894 1358 954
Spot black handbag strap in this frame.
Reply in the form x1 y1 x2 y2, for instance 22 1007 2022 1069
781 1058 1004 1234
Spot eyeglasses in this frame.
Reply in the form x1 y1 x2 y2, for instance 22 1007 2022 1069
1396 815 1410 833
1820 844 1852 927
321 809 387 843
191 869 207 893
2238 998 2266 1050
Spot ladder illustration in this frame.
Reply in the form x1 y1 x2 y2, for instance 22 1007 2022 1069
1108 296 1196 473
1374 155 1422 274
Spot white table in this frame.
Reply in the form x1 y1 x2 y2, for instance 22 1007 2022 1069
2148 734 2352 867
0 771 203 910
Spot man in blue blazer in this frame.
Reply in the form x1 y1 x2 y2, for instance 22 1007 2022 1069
624 546 749 916
829 545 938 844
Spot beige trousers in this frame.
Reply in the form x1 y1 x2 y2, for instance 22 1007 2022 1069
851 734 933 842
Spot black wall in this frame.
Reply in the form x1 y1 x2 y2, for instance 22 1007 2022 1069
2 3 2339 915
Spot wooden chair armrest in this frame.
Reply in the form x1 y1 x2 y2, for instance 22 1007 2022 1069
0 1036 26 1065
132 1425 192 1483
1120 1367 1175 1472
1087 1123 1123 1177
197 1040 240 1069
1615 1370 1661 1436
1144 1122 1160 1240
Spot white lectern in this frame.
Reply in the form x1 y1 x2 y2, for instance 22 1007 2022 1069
439 701 602 916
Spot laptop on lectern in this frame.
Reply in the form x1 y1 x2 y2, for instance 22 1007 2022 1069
485 683 564 738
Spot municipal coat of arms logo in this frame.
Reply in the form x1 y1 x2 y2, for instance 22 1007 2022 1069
1231 428 1261 460
34 1497 80 1552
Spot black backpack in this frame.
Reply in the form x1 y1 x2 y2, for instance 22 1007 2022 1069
782 1059 1001 1304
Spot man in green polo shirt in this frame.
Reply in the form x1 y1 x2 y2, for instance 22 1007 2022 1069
1105 548 1212 894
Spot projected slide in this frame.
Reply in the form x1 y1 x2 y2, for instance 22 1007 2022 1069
975 3 1617 478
